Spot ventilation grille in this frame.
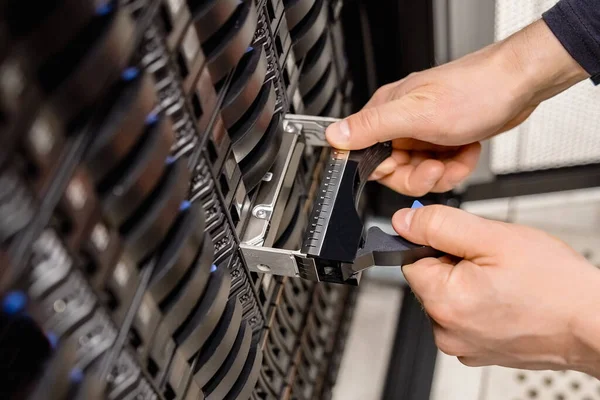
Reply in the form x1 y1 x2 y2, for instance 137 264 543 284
484 369 600 400
492 0 600 174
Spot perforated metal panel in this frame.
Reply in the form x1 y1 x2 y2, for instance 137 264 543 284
492 0 600 174
483 369 600 400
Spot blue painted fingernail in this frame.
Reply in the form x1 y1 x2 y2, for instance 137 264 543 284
411 200 424 209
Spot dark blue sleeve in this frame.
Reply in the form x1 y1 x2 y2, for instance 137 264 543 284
542 0 600 85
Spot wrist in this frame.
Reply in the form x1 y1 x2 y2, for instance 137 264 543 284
568 266 600 377
495 19 589 106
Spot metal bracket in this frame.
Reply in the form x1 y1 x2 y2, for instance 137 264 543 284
241 131 303 246
283 114 339 147
240 114 340 281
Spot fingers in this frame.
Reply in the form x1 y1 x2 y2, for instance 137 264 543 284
372 143 481 196
402 257 453 300
368 156 398 181
433 142 481 192
392 205 501 258
325 95 438 150
378 158 445 197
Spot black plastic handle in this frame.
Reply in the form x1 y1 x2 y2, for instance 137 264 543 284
353 227 443 272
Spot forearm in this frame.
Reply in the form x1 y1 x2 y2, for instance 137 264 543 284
494 19 590 106
569 268 600 378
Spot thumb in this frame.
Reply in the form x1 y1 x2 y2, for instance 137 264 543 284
325 95 438 150
392 205 501 259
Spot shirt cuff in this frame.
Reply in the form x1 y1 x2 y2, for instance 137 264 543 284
542 0 600 85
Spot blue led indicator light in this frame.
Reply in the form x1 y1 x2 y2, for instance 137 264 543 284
121 67 139 81
96 3 113 16
70 368 84 383
411 200 424 209
180 201 191 211
166 156 175 165
2 291 27 315
145 113 159 125
46 332 59 349
210 265 217 273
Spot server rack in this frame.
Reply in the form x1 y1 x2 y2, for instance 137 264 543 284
0 1 360 399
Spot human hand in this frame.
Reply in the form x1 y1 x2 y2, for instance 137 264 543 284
393 205 600 375
325 20 588 196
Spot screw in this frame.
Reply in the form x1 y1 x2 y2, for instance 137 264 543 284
256 209 266 218
285 124 296 133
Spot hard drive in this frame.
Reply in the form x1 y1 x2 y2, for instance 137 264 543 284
284 0 317 31
40 270 97 336
224 342 263 400
99 116 174 228
184 380 205 400
221 46 267 128
320 90 343 118
229 80 276 163
190 0 241 43
122 378 156 400
299 333 323 366
70 372 106 400
298 33 333 96
239 113 283 191
165 348 194 400
29 229 73 299
284 279 311 310
84 222 122 292
147 201 206 304
86 70 157 183
104 255 140 326
57 167 99 251
107 349 142 400
38 5 135 124
71 309 117 370
253 373 278 400
193 297 242 388
265 329 291 376
271 315 295 355
289 0 327 61
296 351 319 383
202 0 258 83
290 367 314 400
188 66 218 135
152 232 213 340
274 205 304 250
22 107 65 192
174 264 232 360
0 167 37 242
303 64 337 116
131 293 162 358
278 297 303 334
275 183 302 243
260 346 286 395
274 304 298 343
203 322 252 399
120 158 190 264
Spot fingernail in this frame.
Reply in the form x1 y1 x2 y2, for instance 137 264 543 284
326 119 350 146
395 209 416 232
369 171 384 181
